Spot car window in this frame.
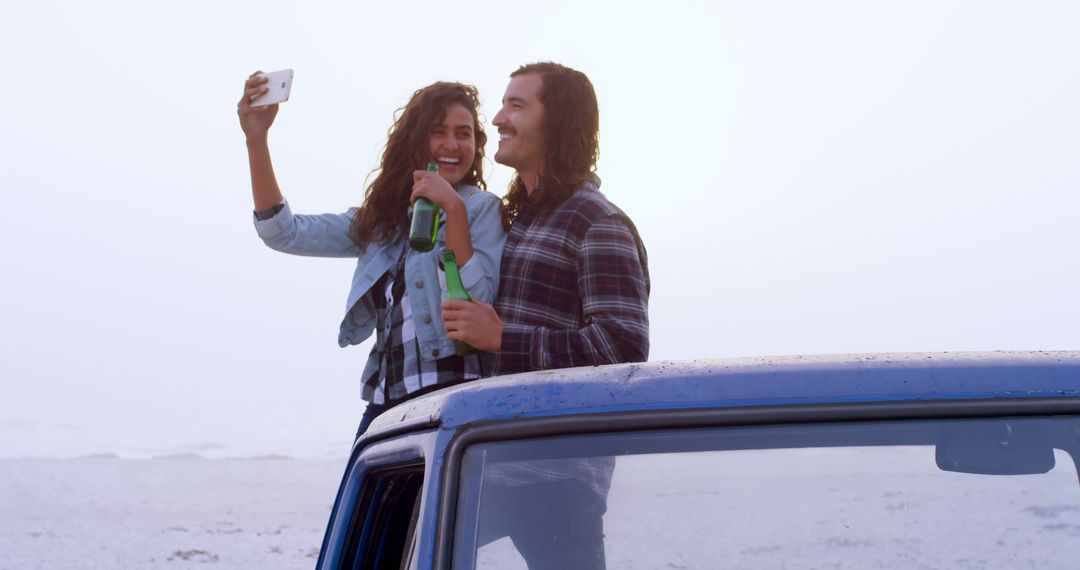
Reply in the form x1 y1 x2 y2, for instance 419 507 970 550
341 464 424 570
452 417 1080 569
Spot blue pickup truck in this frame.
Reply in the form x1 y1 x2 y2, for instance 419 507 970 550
315 351 1080 569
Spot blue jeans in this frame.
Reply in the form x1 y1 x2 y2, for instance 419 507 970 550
355 401 391 439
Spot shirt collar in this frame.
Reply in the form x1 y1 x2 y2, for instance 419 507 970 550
528 172 601 203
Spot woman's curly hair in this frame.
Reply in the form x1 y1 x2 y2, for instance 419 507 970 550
351 82 487 249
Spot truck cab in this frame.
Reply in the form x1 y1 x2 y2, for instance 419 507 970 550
316 352 1080 569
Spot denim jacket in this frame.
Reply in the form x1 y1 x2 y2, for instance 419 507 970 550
253 184 505 361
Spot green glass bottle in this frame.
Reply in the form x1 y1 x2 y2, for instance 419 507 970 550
441 249 476 356
409 162 441 252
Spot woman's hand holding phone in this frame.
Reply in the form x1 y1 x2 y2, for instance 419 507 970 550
239 71 286 211
237 71 279 141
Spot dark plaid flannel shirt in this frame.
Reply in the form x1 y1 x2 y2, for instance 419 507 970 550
490 175 650 376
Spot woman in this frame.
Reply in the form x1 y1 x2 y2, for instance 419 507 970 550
237 74 505 438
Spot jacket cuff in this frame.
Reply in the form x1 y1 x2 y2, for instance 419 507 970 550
253 200 293 239
457 255 484 293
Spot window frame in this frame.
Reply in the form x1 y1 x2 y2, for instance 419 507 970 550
433 396 1080 569
342 463 425 570
318 429 437 570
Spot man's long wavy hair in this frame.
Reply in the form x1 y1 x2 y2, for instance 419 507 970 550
350 82 487 250
500 62 599 228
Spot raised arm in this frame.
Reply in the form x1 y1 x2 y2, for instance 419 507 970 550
237 72 284 211
239 73 360 258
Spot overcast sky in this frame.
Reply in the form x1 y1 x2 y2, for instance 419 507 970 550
2 0 1078 457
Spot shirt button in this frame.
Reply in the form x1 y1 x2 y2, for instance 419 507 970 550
432 348 440 357
414 281 424 289
422 315 432 324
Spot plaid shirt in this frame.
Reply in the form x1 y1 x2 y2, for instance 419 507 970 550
361 245 482 405
490 175 650 376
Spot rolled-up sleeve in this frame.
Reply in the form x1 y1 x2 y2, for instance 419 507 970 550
253 201 294 240
252 199 361 258
455 192 506 303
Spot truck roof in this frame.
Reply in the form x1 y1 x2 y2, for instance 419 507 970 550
362 351 1080 438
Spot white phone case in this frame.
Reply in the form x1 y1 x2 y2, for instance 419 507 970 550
251 68 293 107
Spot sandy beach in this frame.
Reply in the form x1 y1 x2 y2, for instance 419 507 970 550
4 447 1079 569
0 457 345 570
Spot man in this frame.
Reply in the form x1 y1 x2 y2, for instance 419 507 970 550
441 61 650 375
441 61 649 570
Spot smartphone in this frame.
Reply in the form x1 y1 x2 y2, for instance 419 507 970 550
251 69 294 107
